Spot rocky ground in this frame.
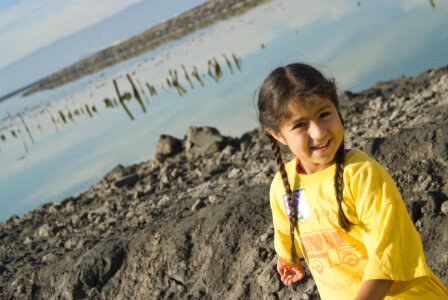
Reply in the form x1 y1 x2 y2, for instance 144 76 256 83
1 65 448 299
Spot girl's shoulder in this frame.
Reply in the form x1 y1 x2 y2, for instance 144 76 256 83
344 149 395 188
345 148 384 173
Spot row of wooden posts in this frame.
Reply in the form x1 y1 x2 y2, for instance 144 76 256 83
0 52 242 153
108 52 241 120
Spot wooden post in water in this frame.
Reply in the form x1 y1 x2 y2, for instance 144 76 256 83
127 74 147 113
58 110 67 124
85 104 93 118
207 60 219 82
17 128 29 153
7 112 29 153
191 66 204 86
223 54 233 75
136 78 150 105
232 52 242 71
79 103 87 118
65 106 75 124
146 83 157 96
146 83 153 96
166 77 172 88
36 117 44 134
113 79 134 120
174 70 186 94
182 65 194 89
168 70 186 96
104 98 114 108
46 109 59 133
17 112 35 143
213 58 222 79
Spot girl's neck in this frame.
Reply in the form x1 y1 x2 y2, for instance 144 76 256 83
296 149 354 175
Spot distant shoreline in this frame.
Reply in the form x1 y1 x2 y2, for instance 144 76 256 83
0 79 43 103
24 0 272 96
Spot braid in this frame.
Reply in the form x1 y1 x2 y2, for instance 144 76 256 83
334 140 354 232
266 132 298 264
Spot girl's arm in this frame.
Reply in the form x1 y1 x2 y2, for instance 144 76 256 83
354 279 393 300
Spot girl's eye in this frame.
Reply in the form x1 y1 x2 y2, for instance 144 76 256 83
293 122 306 129
319 112 331 118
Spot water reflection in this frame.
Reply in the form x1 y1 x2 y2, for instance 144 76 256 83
89 52 244 120
0 51 244 155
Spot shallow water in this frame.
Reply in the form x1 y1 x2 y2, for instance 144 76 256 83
0 0 447 221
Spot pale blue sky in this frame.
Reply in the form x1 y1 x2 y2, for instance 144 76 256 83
0 0 207 68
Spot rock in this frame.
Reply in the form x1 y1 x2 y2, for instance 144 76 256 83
113 173 139 189
133 190 144 200
158 195 170 207
64 200 76 214
305 279 317 294
441 201 448 215
42 253 57 263
154 134 183 159
192 199 205 211
23 236 33 245
217 145 235 161
185 126 226 154
208 195 219 204
301 293 311 300
103 164 125 182
64 238 78 250
37 224 55 238
228 168 240 179
258 233 269 243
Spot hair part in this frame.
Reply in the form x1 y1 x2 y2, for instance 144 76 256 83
259 63 353 262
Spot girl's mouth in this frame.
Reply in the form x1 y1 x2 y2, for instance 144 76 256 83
311 140 331 152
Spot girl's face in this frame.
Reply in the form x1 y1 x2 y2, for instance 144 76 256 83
268 97 344 174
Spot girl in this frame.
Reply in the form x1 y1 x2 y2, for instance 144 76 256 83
257 63 448 299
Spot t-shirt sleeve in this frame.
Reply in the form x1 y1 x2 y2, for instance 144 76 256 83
352 162 430 295
270 173 302 263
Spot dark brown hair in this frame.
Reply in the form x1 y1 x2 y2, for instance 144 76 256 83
258 63 353 263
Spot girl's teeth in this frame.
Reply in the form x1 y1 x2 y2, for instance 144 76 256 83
312 141 329 149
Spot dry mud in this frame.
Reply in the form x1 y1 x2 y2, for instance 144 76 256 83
1 65 448 299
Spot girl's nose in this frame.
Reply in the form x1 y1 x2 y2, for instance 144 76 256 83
308 122 326 140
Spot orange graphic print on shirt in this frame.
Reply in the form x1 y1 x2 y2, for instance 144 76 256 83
301 228 367 274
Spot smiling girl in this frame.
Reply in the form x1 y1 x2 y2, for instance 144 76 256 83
257 63 448 299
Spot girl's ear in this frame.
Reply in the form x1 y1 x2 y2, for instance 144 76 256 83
266 128 287 145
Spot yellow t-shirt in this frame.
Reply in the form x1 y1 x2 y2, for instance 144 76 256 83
270 149 448 299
